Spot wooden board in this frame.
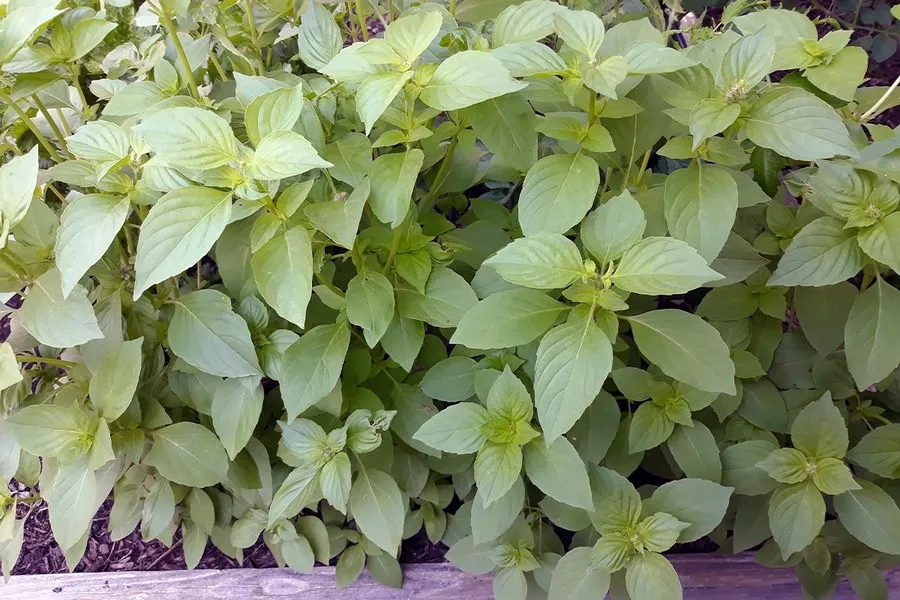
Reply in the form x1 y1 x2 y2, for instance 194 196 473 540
5 554 899 599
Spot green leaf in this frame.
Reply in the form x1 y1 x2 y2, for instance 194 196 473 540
282 535 315 573
413 402 489 454
471 477 525 545
335 544 366 587
580 55 628 98
768 481 824 559
744 87 856 161
169 289 262 377
625 553 682 600
211 376 263 460
463 93 538 173
0 342 22 393
55 193 130 298
535 308 613 441
456 0 525 22
721 29 775 89
834 480 900 555
65 121 129 162
664 163 739 262
305 178 369 249
297 0 343 70
629 402 674 452
48 460 96 551
246 131 332 180
134 187 233 298
280 323 351 421
858 213 900 273
791 392 848 459
451 289 568 349
268 465 320 527
421 356 477 402
518 153 600 236
89 338 143 421
367 553 403 589
349 466 404 554
485 233 584 290
589 466 642 533
492 41 567 77
689 99 740 149
612 237 723 295
757 447 811 484
580 190 645 265
492 0 562 46
804 46 868 102
320 452 352 512
251 226 313 328
667 422 722 482
135 107 238 171
397 266 478 327
381 315 424 372
553 9 605 59
19 268 102 348
628 310 735 394
494 567 527 600
0 7 64 63
0 146 38 231
642 478 733 543
524 436 593 510
739 379 788 432
794 283 858 355
811 457 860 495
420 50 526 111
474 441 523 507
385 12 443 63
346 272 395 347
848 424 900 479
721 440 780 495
145 422 229 487
369 149 424 228
549 547 611 600
322 134 372 187
5 405 94 460
844 278 900 390
245 84 304 146
768 217 865 287
356 71 414 135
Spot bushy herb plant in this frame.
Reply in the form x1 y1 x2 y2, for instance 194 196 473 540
0 1 898 599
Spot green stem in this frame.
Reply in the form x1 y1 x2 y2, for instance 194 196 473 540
0 92 63 162
68 64 90 115
449 0 457 16
160 12 201 99
633 149 653 187
355 0 369 40
242 0 264 74
56 108 72 136
382 228 403 274
418 131 461 216
15 355 75 369
860 263 877 291
209 52 228 82
32 95 69 156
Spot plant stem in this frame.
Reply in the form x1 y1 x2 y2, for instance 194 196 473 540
68 64 90 115
32 95 69 156
15 355 75 369
860 74 900 122
418 131 461 216
160 12 201 99
633 149 653 187
244 0 264 73
209 52 228 82
449 0 457 16
0 92 63 162
382 228 403 274
355 0 369 40
56 108 73 136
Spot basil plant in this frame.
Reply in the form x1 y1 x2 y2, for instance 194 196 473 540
0 0 898 599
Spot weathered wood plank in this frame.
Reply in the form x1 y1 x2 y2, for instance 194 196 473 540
5 555 899 599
